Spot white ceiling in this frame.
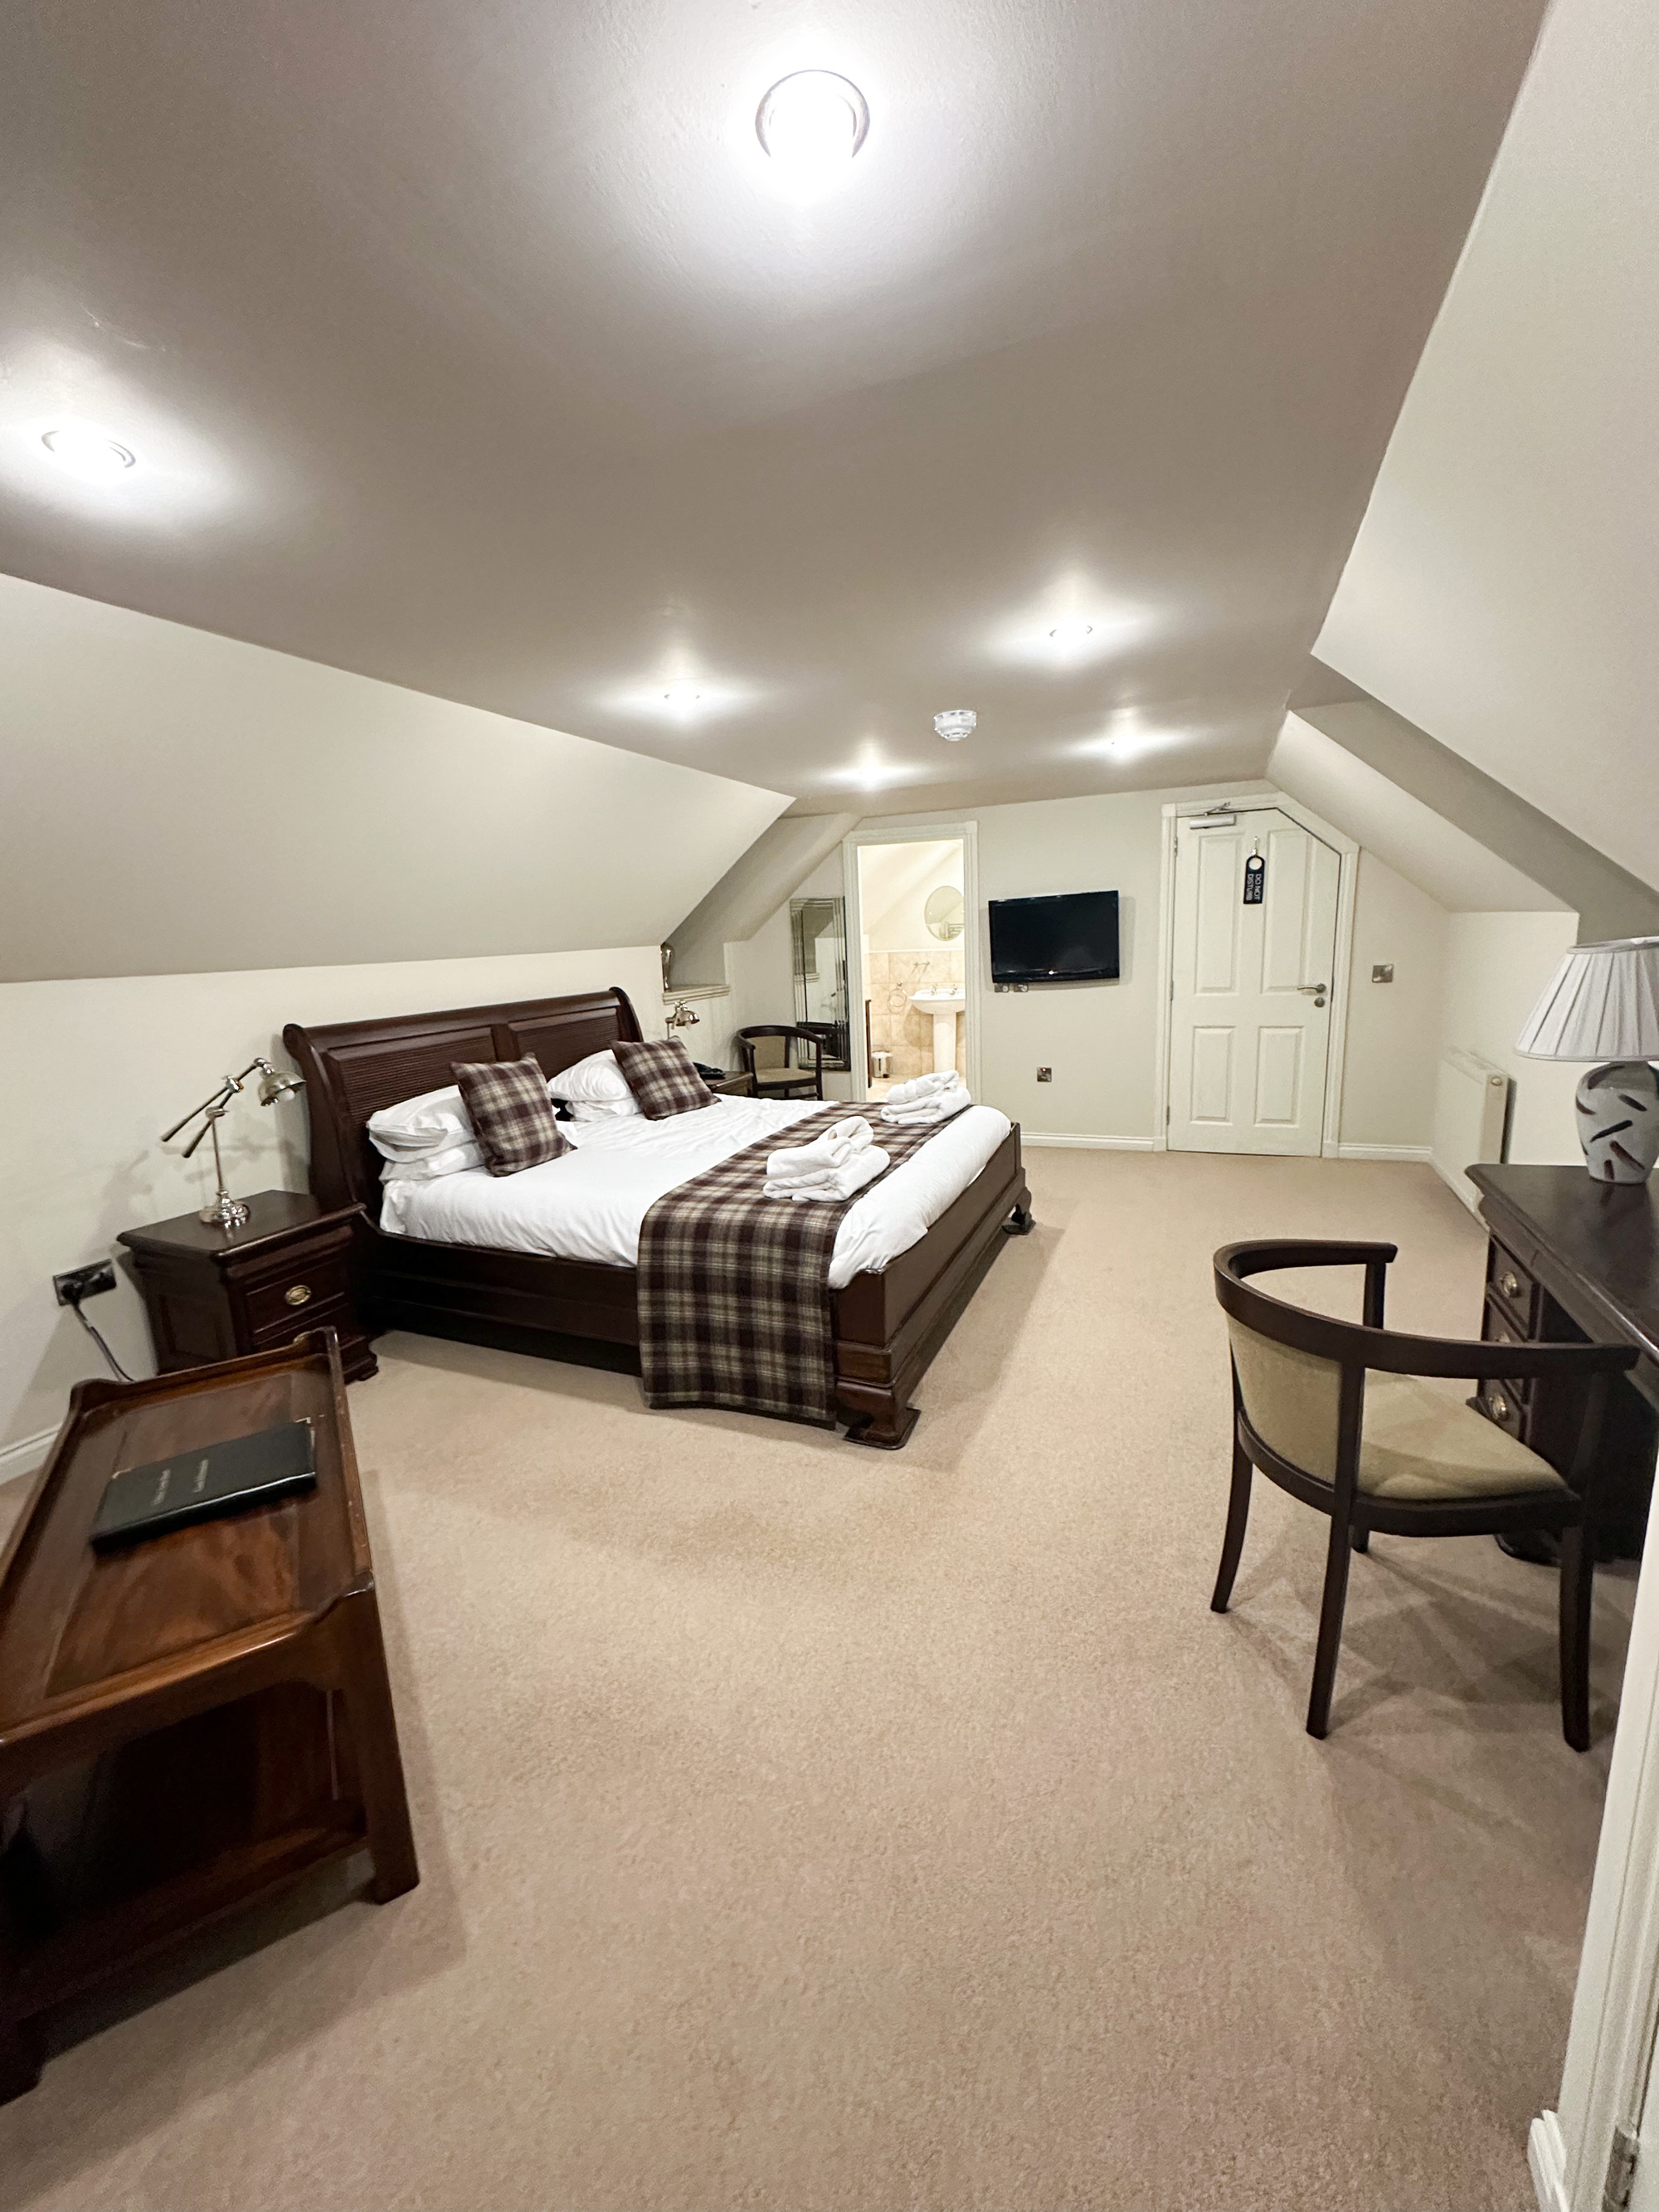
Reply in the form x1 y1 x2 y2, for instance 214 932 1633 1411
1316 0 1659 894
1 0 1547 816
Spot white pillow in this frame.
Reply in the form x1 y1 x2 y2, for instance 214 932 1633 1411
547 1049 640 1116
367 1083 474 1158
565 1097 639 1123
379 1140 485 1183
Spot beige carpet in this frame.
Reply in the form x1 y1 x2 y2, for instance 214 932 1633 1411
0 1152 1634 2212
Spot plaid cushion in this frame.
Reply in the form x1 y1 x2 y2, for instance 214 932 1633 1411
451 1058 572 1176
612 1037 716 1120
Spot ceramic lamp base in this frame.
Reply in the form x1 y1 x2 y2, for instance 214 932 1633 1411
1575 1060 1659 1183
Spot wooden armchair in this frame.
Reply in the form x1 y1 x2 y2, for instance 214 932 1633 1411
734 1026 825 1100
1211 1238 1639 1748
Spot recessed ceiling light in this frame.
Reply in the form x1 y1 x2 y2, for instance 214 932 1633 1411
1048 620 1095 648
933 709 976 743
40 421 138 482
756 71 870 179
661 683 703 712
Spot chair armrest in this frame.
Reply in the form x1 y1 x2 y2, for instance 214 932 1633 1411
1360 1333 1638 1381
1217 1239 1399 1279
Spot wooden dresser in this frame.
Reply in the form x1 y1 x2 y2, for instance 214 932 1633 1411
1472 1166 1659 1553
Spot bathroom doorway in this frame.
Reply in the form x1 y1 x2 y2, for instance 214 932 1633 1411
844 827 978 1104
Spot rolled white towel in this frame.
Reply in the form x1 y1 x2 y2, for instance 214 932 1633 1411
880 1080 971 1128
765 1116 875 1182
772 1146 889 1203
883 1070 958 1108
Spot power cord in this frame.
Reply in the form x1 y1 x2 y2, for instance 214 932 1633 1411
65 1291 133 1383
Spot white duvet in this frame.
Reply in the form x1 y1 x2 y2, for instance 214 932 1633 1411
378 1094 1012 1289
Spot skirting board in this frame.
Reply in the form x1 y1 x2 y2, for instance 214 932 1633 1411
0 1425 55 1483
1334 1143 1434 1163
1021 1133 1157 1151
1528 2110 1569 2212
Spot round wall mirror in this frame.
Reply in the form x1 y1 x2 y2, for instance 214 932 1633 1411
924 886 965 941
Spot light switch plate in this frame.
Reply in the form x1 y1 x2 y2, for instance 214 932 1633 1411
1371 964 1394 983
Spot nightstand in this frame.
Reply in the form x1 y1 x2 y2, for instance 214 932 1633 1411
708 1072 755 1097
119 1191 378 1382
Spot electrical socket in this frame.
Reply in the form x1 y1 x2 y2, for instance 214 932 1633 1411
1036 1066 1053 1083
55 1260 116 1306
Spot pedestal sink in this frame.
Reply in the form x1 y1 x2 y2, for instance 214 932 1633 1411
909 988 966 1074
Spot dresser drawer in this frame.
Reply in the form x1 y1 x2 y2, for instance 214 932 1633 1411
1477 1376 1528 1439
1486 1241 1540 1334
241 1255 353 1336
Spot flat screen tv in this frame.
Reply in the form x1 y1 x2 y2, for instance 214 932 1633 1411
988 890 1119 984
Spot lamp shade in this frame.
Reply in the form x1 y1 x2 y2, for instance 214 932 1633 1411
1516 937 1659 1061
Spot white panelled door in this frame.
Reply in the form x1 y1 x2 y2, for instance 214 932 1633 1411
1167 807 1340 1156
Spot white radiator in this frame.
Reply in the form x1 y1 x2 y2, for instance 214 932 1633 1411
1432 1048 1511 1216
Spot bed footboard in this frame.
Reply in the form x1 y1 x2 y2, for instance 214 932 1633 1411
831 1126 1029 1447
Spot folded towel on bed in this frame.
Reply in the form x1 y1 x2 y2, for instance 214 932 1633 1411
882 1070 959 1106
880 1079 971 1127
764 1116 875 1183
770 1145 889 1203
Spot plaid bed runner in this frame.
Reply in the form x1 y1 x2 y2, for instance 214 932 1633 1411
637 1106 946 1427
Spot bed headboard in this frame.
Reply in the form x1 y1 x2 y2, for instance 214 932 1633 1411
282 986 645 1216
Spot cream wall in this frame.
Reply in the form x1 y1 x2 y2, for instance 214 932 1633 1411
0 573 787 982
1337 851 1449 1152
1 945 665 1464
707 786 1574 1164
1437 910 1582 1166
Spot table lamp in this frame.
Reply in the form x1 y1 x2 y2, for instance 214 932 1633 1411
1517 938 1659 1183
162 1059 307 1228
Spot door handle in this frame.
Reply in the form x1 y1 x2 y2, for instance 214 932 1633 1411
1297 982 1328 1006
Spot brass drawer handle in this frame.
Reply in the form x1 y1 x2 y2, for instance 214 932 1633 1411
1489 1391 1511 1423
1499 1271 1524 1301
284 1282 313 1308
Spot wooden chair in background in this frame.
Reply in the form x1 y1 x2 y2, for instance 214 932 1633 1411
734 1026 826 1100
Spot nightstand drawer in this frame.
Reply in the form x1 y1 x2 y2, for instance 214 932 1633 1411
241 1257 353 1336
251 1296 355 1352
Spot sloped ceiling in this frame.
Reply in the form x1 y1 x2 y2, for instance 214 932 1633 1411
1269 714 1563 913
0 0 1548 819
1316 0 1659 894
0 574 787 980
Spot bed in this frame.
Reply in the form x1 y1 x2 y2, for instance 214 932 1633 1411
282 987 1030 1447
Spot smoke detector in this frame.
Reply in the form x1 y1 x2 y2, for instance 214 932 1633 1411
933 709 976 743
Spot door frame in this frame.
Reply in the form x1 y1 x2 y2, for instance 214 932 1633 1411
1531 1529 1659 2212
1153 794 1358 1156
841 820 981 1107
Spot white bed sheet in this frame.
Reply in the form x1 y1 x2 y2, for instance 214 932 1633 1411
378 1095 1013 1289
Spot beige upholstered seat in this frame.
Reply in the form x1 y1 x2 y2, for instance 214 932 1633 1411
1358 1372 1565 1501
1225 1319 1566 1503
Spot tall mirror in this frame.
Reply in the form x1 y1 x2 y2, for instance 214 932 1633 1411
791 896 849 1069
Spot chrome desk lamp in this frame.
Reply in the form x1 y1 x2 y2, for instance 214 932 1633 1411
162 1059 306 1229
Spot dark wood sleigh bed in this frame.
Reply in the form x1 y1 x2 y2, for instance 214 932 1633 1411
283 987 1030 1448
